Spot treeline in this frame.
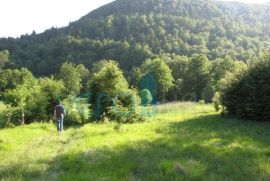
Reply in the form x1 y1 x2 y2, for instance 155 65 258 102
1 47 254 126
0 0 270 75
0 59 90 126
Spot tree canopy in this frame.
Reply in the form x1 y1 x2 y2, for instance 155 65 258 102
0 0 269 75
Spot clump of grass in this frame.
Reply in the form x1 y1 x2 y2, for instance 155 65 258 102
174 163 186 176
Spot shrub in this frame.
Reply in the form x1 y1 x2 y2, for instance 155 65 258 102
140 89 153 106
220 58 270 121
65 110 83 125
1 106 19 128
212 92 222 111
3 84 36 124
63 96 90 125
89 60 143 122
108 90 144 123
3 77 66 125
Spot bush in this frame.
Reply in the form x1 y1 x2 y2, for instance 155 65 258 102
220 58 270 121
65 110 83 125
140 89 153 106
108 90 144 123
212 92 222 111
89 60 143 122
1 106 19 128
3 77 66 125
63 96 90 125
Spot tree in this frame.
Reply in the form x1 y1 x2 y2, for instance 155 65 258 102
186 54 211 101
0 68 35 94
0 0 270 76
219 58 270 121
59 62 82 95
89 60 130 119
211 56 247 86
0 50 10 68
128 66 142 88
39 77 66 117
76 64 90 93
165 54 189 100
3 84 34 124
141 57 174 101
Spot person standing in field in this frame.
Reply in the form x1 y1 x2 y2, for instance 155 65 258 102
54 100 66 135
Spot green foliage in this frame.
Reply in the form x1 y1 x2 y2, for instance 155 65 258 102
76 64 90 93
211 56 248 88
202 83 214 103
141 57 174 101
108 89 143 123
89 60 129 100
63 96 90 125
186 54 211 101
213 92 223 112
1 0 269 75
59 62 82 96
0 68 35 94
65 110 83 125
38 77 66 117
0 102 8 128
220 58 270 121
89 60 142 122
3 84 35 124
140 89 153 106
2 76 66 124
128 66 142 87
165 54 189 101
0 50 10 68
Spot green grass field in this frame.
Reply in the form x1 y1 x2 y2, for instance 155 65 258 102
0 102 270 181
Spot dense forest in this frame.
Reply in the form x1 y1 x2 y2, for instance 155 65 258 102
0 0 270 76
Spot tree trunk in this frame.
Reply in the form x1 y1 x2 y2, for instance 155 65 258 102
21 108 25 125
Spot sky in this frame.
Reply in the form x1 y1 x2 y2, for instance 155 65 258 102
0 0 115 38
0 0 268 38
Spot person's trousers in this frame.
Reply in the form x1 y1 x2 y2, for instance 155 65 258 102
57 119 63 132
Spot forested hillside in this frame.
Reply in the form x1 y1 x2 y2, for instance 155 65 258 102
0 0 270 75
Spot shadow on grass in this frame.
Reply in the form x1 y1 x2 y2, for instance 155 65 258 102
1 115 270 180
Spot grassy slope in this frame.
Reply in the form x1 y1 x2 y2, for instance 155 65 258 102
0 102 270 181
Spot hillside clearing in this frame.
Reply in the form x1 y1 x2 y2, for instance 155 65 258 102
0 103 270 180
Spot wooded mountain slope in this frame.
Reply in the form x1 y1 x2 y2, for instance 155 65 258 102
0 0 269 75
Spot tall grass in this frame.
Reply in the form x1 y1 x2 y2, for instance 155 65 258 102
0 102 270 180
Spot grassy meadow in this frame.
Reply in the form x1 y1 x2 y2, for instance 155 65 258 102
0 102 270 180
